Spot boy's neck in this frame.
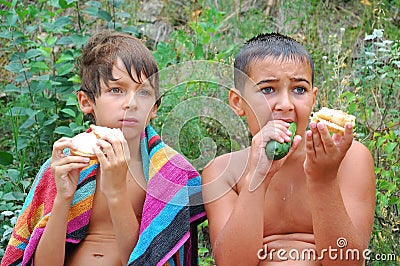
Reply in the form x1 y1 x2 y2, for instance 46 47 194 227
127 138 142 162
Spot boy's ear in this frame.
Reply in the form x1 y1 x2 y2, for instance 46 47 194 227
77 91 94 114
312 87 318 109
229 88 245 116
149 105 158 119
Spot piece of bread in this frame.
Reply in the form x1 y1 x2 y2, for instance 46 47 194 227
311 107 355 135
70 125 121 159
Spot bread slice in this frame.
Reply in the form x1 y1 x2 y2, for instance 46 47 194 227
311 107 355 135
70 131 99 159
70 125 122 158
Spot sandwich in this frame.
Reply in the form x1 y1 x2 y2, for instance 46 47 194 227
70 125 122 159
311 107 356 135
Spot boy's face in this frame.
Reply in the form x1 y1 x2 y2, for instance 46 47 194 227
230 56 317 136
79 57 157 141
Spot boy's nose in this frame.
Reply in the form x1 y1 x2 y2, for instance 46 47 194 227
123 92 138 110
275 92 294 112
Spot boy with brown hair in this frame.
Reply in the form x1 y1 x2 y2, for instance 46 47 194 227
2 31 205 266
202 33 375 265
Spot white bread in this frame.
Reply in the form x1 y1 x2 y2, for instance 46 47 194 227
70 125 122 158
311 107 355 135
70 131 99 159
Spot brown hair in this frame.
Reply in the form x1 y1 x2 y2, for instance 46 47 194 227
79 30 161 106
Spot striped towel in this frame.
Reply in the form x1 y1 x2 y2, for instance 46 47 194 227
1 125 205 266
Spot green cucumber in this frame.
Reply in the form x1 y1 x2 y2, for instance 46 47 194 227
265 122 296 160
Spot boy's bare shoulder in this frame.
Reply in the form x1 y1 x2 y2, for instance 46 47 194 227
202 148 250 186
339 140 375 186
343 140 374 166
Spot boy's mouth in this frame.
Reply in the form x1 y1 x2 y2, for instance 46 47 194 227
273 118 294 123
120 118 139 126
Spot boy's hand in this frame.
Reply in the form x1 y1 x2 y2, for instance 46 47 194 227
51 138 90 201
248 120 301 191
304 121 353 183
93 131 130 199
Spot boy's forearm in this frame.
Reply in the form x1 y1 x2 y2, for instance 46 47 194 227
34 195 71 265
106 191 140 265
307 180 365 266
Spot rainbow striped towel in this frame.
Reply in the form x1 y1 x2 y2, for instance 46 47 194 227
1 125 205 266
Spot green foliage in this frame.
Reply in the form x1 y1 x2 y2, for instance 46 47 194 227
0 0 399 265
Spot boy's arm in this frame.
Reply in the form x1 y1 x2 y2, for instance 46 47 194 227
94 134 140 265
305 123 375 266
202 153 267 266
34 138 90 265
105 191 140 265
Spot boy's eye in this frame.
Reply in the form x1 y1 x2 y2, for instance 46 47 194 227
109 87 123 94
293 87 306 94
260 87 274 94
137 88 152 96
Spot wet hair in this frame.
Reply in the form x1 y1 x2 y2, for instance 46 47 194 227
233 32 314 91
78 30 161 107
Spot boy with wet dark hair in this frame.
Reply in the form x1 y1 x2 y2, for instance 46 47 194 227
202 32 375 265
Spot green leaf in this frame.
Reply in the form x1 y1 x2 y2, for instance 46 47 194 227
57 63 74 76
19 116 36 130
82 6 98 16
5 84 26 93
46 36 58 46
0 0 12 8
55 126 74 137
69 34 88 47
56 53 74 63
38 47 52 58
194 44 204 59
60 108 76 117
67 74 81 83
31 61 50 71
26 49 42 59
58 0 76 8
43 114 59 126
3 191 25 201
6 13 18 26
122 26 139 36
57 36 73 45
85 1 102 8
5 61 23 73
97 10 112 21
53 16 71 30
0 152 13 166
384 142 397 154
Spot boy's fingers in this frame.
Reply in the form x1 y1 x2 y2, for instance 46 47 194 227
305 130 316 158
317 123 335 152
51 155 90 167
55 162 90 174
93 144 109 162
290 135 302 152
310 122 327 154
338 123 354 152
52 138 75 158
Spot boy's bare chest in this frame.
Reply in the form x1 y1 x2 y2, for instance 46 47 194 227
89 172 146 230
263 174 313 235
